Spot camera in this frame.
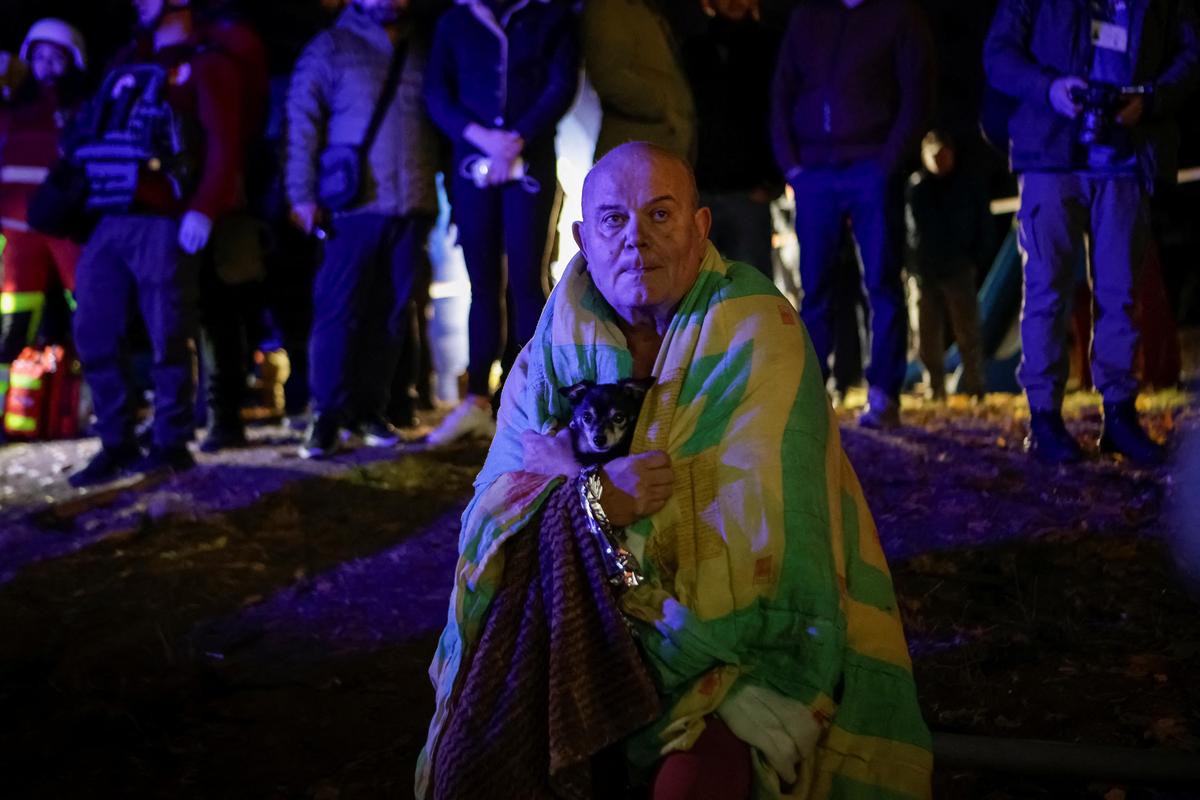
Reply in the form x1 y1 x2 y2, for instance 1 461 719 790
1069 82 1149 146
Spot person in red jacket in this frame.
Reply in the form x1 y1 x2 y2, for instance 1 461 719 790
0 19 88 433
68 0 242 487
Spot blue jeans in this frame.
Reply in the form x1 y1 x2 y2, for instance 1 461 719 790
791 161 907 397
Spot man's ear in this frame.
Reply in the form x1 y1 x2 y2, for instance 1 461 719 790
694 205 713 242
572 220 587 261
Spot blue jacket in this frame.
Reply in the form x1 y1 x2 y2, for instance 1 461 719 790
984 0 1200 184
423 0 580 153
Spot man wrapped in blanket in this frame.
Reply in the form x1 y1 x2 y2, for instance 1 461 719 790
418 142 932 800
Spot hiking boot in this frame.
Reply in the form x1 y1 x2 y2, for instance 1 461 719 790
299 414 341 460
69 444 142 488
426 400 496 446
135 444 196 476
360 415 400 448
199 423 247 454
858 387 900 430
1099 400 1166 466
1024 409 1083 464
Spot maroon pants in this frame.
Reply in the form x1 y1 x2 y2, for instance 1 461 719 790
652 717 752 800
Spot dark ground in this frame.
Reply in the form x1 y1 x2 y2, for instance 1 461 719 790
1 390 1198 800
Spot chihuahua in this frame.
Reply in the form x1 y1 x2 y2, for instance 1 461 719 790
559 378 655 465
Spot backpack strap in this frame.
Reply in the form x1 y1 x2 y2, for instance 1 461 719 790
359 42 410 157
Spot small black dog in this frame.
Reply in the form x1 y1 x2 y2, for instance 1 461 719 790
559 378 655 465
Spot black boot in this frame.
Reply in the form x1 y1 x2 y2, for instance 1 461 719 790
1024 409 1083 464
135 444 197 476
69 444 142 488
1099 400 1166 466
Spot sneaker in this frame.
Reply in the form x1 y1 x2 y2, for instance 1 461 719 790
1024 408 1083 464
199 423 247 454
1099 400 1166 466
426 400 496 446
69 444 142 488
360 415 400 448
284 412 310 433
858 387 901 430
299 415 341 460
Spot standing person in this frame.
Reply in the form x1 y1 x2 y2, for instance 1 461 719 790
770 0 935 429
906 129 989 400
584 0 695 163
985 0 1200 465
286 0 439 459
0 19 88 431
681 0 783 277
423 0 579 446
67 0 242 487
192 0 271 452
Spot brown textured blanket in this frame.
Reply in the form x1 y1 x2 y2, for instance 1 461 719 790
431 482 662 799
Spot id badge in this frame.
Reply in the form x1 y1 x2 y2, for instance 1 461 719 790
1091 19 1129 52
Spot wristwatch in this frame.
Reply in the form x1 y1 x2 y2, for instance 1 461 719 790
577 465 642 588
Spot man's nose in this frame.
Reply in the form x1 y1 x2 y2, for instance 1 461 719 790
624 214 648 248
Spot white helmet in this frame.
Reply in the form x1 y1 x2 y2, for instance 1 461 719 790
19 18 87 72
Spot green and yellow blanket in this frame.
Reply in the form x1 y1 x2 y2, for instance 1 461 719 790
417 243 932 799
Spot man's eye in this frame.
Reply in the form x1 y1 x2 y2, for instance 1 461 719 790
651 208 669 221
601 213 625 226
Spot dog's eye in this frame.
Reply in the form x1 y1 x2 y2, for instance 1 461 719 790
612 413 626 424
582 411 594 424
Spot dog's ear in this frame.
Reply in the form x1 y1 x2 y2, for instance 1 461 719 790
559 380 594 406
619 377 655 400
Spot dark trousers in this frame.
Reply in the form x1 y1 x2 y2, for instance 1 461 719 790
308 212 426 422
701 190 774 279
915 268 985 397
74 215 199 449
451 147 558 397
792 161 907 397
265 222 318 416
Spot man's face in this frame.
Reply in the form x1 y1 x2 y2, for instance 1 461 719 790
355 0 409 24
29 42 71 83
573 150 711 324
132 0 165 27
922 140 956 176
707 0 758 21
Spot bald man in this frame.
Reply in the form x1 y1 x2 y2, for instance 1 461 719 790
418 143 931 800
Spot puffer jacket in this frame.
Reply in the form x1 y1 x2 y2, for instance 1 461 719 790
984 0 1200 184
584 0 696 163
285 6 438 217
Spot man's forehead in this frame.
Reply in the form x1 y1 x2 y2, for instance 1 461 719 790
583 152 692 213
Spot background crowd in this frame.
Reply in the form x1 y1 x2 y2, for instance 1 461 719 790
0 0 1197 489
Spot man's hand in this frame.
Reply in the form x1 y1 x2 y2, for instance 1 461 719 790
1116 94 1145 127
1049 76 1088 119
178 210 213 254
521 429 579 478
486 153 517 186
598 451 674 527
290 202 322 235
464 123 524 161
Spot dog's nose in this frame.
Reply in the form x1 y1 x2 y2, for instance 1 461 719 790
592 434 606 448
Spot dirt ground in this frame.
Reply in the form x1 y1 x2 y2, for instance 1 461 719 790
1 391 1198 800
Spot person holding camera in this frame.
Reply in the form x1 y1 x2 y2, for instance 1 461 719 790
285 0 439 459
422 0 579 447
985 0 1200 465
